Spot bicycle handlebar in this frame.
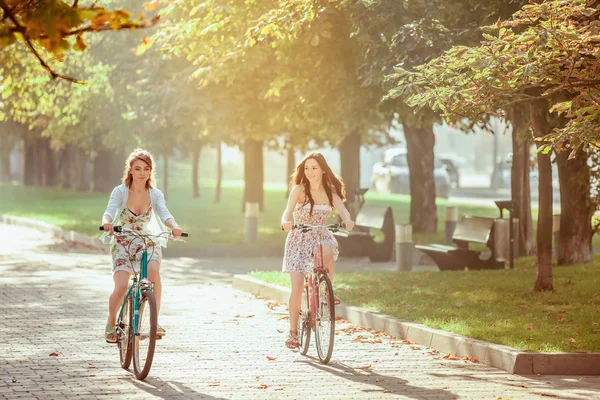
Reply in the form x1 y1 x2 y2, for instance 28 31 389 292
99 225 189 238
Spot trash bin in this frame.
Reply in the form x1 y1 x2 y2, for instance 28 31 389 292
494 217 519 263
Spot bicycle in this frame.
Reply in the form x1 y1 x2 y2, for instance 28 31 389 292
99 225 188 380
292 223 346 364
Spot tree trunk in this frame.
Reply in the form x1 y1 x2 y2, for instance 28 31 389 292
243 138 264 211
556 149 593 264
509 106 533 256
0 142 11 182
403 122 437 233
39 137 58 187
529 100 554 292
215 141 222 204
59 145 74 189
340 130 361 218
74 147 90 192
286 146 295 198
93 149 122 193
191 143 201 198
24 134 41 186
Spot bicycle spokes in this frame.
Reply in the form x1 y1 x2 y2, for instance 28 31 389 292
298 283 311 355
133 290 157 380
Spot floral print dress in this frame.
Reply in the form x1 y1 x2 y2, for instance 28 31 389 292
111 206 162 274
282 203 339 275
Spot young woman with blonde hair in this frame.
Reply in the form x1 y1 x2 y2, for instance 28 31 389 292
100 148 182 343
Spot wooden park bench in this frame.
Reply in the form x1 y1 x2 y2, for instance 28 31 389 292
335 203 395 262
415 216 505 271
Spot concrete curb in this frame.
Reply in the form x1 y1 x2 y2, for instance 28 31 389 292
0 214 106 250
232 274 600 376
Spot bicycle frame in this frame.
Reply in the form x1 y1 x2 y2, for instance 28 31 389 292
116 250 155 339
306 231 329 327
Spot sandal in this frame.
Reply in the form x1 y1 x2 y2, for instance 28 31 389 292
105 325 118 344
333 295 341 305
157 325 166 337
285 330 299 349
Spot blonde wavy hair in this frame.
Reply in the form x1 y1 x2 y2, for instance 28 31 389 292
121 148 156 189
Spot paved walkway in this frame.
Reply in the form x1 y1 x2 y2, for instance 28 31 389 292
1 223 599 399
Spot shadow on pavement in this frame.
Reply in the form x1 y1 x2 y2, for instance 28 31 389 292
129 376 228 400
300 356 459 400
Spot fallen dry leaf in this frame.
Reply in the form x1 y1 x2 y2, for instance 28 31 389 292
276 329 283 333
358 365 372 369
266 356 277 361
253 384 269 390
208 382 220 387
49 352 59 357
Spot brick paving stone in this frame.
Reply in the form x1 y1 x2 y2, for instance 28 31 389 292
1 223 600 400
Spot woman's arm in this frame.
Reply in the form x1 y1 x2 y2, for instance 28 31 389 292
281 185 302 231
101 186 122 236
153 189 181 238
332 193 354 230
164 218 183 238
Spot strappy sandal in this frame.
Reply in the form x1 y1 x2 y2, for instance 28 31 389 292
105 325 118 344
285 330 299 349
157 325 166 338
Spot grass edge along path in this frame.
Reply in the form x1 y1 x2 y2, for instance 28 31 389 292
249 255 600 354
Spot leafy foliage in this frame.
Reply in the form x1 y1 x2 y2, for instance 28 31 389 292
0 0 159 80
386 0 600 151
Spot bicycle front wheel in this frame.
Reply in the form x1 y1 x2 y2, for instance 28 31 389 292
118 295 133 369
298 282 311 355
314 274 335 364
133 290 157 380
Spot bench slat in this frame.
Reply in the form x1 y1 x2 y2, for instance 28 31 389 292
355 204 389 230
452 216 493 244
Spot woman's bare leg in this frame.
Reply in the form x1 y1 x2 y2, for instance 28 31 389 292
106 270 132 338
289 272 305 332
147 260 162 315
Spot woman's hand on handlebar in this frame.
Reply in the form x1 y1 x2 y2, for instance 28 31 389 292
172 227 183 238
281 221 293 232
103 222 114 236
342 220 354 231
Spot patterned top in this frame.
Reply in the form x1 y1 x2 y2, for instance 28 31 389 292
281 203 339 275
110 206 162 274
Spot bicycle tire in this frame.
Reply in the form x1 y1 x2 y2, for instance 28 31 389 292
315 274 335 364
133 290 157 380
298 283 311 355
118 295 133 369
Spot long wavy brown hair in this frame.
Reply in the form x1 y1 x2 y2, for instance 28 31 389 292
121 148 156 189
290 152 346 215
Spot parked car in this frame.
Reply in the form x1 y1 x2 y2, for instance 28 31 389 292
438 153 467 188
370 148 451 198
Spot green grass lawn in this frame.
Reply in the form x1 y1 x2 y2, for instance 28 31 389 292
2 177 600 249
0 179 525 248
250 256 600 353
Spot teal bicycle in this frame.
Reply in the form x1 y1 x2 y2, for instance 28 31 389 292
99 225 188 380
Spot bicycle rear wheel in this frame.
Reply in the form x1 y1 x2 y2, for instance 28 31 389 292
297 282 311 355
118 295 133 369
315 274 335 364
133 290 157 380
